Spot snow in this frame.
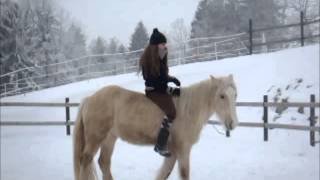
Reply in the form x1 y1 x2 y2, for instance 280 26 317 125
1 45 319 180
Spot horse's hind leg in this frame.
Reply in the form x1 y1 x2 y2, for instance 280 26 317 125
156 154 176 180
80 139 101 180
98 132 117 180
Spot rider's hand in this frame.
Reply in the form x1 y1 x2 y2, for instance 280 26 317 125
167 86 180 97
169 76 181 86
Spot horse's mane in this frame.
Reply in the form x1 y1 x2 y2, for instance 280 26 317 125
174 78 216 127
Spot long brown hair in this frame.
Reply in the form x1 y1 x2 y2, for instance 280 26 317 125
138 45 168 77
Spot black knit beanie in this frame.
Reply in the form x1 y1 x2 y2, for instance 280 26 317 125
149 28 167 45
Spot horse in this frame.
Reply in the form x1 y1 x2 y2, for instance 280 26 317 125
73 74 238 180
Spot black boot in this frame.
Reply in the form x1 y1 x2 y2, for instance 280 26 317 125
154 118 172 157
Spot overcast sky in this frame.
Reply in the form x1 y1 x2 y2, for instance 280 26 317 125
57 0 201 46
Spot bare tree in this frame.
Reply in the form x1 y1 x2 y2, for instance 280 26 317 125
286 0 319 19
169 18 190 46
169 18 190 64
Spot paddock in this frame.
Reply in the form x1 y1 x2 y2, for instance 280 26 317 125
1 45 319 180
1 96 319 180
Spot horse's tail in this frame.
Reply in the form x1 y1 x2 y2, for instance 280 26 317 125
73 98 86 180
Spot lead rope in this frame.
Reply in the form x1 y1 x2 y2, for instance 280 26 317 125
211 123 226 135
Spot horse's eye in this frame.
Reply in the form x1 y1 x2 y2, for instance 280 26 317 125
220 95 225 99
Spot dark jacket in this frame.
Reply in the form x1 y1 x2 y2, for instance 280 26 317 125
142 60 170 93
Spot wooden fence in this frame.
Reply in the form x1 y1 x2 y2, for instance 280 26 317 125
248 11 320 54
1 94 319 147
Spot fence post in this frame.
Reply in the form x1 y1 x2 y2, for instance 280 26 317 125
249 19 253 55
300 11 304 47
310 94 315 146
214 42 218 60
263 95 268 141
183 43 186 64
65 97 70 136
197 39 200 56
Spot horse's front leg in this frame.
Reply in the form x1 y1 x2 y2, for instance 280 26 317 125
177 146 191 180
156 154 176 180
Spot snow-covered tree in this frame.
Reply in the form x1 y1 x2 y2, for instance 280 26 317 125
0 0 21 85
1 0 90 94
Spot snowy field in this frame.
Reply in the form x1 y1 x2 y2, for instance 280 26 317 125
1 45 319 180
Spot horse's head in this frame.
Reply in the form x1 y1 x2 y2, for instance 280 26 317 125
210 74 238 131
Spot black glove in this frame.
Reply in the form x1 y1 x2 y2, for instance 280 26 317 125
167 87 180 97
169 76 181 86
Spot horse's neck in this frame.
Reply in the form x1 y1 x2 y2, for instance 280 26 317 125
177 79 216 126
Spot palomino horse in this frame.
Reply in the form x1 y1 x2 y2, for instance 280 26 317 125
73 74 238 180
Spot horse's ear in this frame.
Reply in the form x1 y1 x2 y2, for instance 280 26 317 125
228 74 234 80
210 75 216 81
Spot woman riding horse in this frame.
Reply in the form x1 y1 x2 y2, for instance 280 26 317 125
139 28 181 157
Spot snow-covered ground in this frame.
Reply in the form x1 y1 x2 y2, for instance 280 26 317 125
1 45 319 180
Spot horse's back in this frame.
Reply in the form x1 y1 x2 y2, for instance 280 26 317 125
83 85 164 144
105 85 164 123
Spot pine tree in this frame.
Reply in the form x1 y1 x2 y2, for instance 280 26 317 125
63 23 86 59
239 0 282 29
239 0 282 50
118 44 127 53
191 0 282 38
61 23 87 76
129 21 149 51
191 0 242 38
107 37 119 54
90 36 107 62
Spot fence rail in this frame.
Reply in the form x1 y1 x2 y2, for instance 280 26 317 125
207 121 320 132
252 18 320 32
254 34 320 47
1 95 319 146
1 101 319 108
1 120 319 132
